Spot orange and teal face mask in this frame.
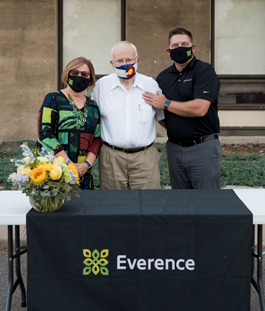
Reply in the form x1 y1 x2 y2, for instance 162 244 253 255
114 63 137 80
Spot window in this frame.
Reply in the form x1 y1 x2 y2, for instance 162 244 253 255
58 0 125 87
213 0 265 109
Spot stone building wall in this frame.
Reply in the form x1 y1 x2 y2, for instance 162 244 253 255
0 0 212 141
126 0 211 78
0 0 57 141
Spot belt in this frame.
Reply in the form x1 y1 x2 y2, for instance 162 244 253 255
103 141 153 153
169 134 219 147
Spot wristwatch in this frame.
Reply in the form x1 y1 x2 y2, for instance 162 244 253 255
164 99 171 110
84 161 92 171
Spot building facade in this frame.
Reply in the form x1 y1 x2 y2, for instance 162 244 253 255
1 0 264 141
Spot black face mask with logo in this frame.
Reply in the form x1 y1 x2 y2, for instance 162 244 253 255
170 46 193 64
68 76 90 93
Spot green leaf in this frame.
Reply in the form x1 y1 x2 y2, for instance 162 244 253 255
83 267 91 275
100 267 109 276
54 195 62 201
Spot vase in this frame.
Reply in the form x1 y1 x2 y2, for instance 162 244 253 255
29 195 65 213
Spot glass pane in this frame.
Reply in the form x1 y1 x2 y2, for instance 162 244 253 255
215 0 265 75
63 0 121 75
218 82 265 108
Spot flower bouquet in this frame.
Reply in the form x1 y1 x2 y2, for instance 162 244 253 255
8 144 81 212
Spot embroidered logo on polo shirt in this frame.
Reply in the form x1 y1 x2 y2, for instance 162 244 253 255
203 91 209 93
83 249 109 276
183 79 192 82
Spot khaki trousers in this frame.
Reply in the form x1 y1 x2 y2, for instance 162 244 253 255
99 144 161 190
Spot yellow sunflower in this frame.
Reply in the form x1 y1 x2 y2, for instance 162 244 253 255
29 166 46 183
39 162 53 172
68 163 80 185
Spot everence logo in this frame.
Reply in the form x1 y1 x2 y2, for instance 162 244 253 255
83 249 109 276
117 255 195 271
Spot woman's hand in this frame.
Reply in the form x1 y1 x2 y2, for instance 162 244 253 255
75 162 89 177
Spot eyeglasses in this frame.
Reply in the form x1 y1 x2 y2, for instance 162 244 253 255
69 69 91 78
112 57 138 66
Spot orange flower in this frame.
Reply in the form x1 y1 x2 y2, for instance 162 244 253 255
68 163 80 185
29 167 46 183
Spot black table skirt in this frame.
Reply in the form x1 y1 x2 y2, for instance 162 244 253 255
27 189 252 311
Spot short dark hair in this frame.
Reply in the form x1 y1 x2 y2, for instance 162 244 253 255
168 28 193 45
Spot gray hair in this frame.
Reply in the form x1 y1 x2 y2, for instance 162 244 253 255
111 41 138 59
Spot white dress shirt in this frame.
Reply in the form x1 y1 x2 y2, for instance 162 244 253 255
91 72 164 148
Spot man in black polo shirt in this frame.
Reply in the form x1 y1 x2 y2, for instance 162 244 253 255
143 27 222 189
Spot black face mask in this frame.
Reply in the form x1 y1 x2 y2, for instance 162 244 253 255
170 46 193 64
68 76 90 93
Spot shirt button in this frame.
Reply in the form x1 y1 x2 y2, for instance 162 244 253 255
180 73 182 75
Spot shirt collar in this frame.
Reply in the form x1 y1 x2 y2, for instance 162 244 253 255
110 72 144 91
169 56 197 73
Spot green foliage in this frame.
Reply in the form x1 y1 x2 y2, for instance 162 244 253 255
0 140 36 190
155 144 170 188
1 141 265 190
0 157 16 189
221 153 265 188
92 158 100 189
21 179 80 201
0 140 36 159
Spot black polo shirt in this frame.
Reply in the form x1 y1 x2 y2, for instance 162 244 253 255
156 56 221 141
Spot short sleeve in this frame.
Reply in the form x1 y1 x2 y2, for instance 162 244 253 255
193 67 220 103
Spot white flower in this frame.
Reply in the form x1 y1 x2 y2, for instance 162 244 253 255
37 156 50 163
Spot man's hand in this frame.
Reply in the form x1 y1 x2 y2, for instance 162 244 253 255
142 90 166 109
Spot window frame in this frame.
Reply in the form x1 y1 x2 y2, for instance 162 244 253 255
211 0 265 110
57 0 126 89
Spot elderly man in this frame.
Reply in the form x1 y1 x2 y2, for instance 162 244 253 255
91 41 164 190
143 28 221 189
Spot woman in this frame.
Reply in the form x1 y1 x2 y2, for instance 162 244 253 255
37 57 101 190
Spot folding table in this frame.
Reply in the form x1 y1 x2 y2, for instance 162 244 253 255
1 189 265 311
